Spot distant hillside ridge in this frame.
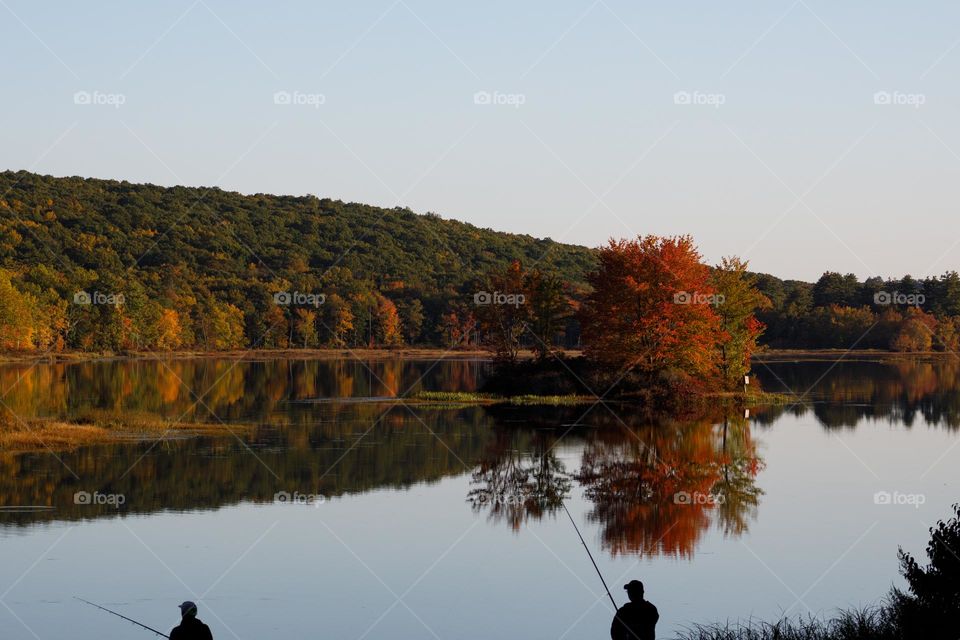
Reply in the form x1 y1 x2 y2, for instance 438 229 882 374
0 169 596 350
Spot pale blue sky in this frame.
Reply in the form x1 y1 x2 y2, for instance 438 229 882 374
2 0 959 281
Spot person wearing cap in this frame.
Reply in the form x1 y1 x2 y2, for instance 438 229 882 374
610 580 659 640
170 601 213 640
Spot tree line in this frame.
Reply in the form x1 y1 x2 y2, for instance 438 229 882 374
755 270 960 352
1 170 957 357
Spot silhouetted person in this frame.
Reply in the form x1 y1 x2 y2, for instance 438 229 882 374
611 580 658 640
170 601 213 640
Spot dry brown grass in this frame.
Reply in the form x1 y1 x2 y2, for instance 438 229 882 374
0 412 251 453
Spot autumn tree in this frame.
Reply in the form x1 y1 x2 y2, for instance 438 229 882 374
805 305 876 349
262 304 290 348
711 257 769 391
891 308 937 352
934 316 960 352
30 293 68 351
0 270 33 350
578 236 721 387
195 298 246 350
155 308 184 350
375 295 403 347
437 304 475 348
473 261 531 363
292 308 319 348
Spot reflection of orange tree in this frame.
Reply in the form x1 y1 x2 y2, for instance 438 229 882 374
575 415 763 558
467 430 571 530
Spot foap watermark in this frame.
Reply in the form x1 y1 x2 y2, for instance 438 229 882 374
73 90 126 109
273 90 326 108
874 491 925 509
74 291 125 306
274 491 326 506
673 90 725 108
273 291 326 307
473 90 526 108
74 490 126 507
873 90 925 109
673 291 725 306
473 290 526 307
674 491 725 505
874 291 925 306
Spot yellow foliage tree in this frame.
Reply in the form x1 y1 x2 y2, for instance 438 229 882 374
0 270 34 350
155 308 184 350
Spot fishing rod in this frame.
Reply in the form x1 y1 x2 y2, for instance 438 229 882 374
75 597 170 638
561 501 618 611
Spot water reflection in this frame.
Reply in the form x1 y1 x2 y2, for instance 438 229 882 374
0 357 484 422
755 359 960 429
572 413 762 558
2 356 958 562
0 406 492 526
467 430 572 529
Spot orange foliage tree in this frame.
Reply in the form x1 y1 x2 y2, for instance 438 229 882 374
579 236 722 387
375 295 403 347
891 307 937 352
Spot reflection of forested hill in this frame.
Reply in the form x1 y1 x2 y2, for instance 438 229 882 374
0 405 493 527
0 357 485 422
753 360 960 429
0 358 488 527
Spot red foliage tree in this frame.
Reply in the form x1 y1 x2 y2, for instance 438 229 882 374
579 236 721 386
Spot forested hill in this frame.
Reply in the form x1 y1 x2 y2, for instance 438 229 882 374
0 170 596 350
0 170 594 291
2 169 959 354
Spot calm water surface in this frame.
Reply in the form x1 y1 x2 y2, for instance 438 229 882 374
0 356 957 639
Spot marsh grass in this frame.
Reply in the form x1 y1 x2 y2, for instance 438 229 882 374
409 391 500 403
678 607 899 640
409 391 595 406
704 390 798 405
505 394 596 406
0 410 250 453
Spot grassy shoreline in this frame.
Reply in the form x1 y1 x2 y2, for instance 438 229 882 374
704 390 796 405
753 348 960 363
0 414 253 453
3 347 957 367
408 391 597 406
0 347 500 365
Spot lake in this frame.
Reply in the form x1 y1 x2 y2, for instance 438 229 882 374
0 356 957 639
